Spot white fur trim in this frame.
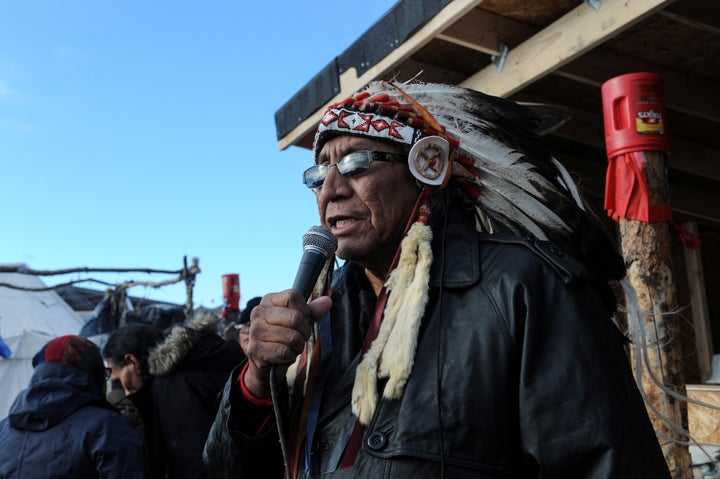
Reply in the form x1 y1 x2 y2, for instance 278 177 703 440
380 222 432 398
350 221 433 424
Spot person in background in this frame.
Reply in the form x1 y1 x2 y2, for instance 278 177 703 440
220 308 241 343
203 81 671 478
104 323 167 479
221 296 262 348
148 311 245 479
236 296 262 353
0 335 145 478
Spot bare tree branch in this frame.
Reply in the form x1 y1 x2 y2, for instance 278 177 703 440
0 265 182 276
0 258 201 299
0 278 115 291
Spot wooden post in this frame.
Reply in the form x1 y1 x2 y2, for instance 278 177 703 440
682 221 713 383
619 150 692 478
183 256 200 315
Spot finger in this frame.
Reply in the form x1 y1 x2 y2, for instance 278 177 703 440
253 292 313 339
251 297 331 362
246 292 313 367
308 296 332 321
259 289 312 313
253 320 308 358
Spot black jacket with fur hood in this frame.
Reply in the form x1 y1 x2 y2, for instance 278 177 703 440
149 313 245 479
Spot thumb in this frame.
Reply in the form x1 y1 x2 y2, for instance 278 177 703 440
308 296 332 321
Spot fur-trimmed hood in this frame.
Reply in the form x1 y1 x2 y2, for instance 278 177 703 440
145 312 245 479
148 313 222 376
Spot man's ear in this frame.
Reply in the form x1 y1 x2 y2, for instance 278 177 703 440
124 353 139 367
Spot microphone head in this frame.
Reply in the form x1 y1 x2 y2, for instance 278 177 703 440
302 226 338 259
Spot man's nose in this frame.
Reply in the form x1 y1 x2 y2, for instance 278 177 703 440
317 164 350 200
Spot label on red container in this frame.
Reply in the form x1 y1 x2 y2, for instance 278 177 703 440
636 109 664 135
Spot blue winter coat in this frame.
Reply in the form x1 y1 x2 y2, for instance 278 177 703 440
0 362 146 479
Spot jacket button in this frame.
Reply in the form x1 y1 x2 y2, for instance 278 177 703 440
548 244 563 256
366 431 387 450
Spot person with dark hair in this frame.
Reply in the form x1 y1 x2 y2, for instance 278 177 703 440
104 323 167 479
105 313 245 479
104 323 166 396
0 335 145 478
203 81 671 478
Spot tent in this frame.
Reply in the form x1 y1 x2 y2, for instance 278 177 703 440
0 265 85 420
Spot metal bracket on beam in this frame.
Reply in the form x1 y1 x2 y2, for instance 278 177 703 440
491 39 509 72
584 0 601 11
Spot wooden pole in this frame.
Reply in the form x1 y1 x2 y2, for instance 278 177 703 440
682 221 713 383
183 256 200 315
619 150 692 478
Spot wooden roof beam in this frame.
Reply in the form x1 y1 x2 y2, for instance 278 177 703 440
460 0 677 97
436 7 536 55
512 91 720 183
662 0 720 34
440 5 719 123
556 49 720 123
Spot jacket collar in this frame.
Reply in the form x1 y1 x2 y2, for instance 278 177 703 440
428 198 480 288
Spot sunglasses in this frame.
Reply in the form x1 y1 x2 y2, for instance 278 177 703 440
303 150 405 190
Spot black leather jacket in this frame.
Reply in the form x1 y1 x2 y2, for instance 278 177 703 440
204 205 670 479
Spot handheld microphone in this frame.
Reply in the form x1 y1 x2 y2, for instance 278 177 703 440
274 226 337 479
292 225 338 299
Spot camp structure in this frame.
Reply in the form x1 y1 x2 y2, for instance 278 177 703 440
0 264 85 420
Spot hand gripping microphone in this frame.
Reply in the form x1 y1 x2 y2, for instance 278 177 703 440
274 226 337 479
292 225 338 299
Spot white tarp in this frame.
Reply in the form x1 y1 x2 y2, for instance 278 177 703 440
0 265 85 420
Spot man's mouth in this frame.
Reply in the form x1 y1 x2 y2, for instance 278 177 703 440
334 218 355 227
327 215 358 230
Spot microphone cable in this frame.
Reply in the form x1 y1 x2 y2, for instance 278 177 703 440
270 365 292 479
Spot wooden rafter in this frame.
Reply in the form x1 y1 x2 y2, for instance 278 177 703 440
460 0 677 97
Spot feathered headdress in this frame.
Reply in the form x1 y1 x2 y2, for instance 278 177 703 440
311 81 624 424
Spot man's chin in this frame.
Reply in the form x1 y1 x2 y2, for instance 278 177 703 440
335 243 365 264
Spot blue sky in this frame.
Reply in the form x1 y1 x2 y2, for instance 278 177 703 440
1 1 397 310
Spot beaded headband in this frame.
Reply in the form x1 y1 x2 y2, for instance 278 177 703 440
313 84 459 189
315 107 421 147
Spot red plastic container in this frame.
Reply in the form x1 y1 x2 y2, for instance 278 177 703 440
601 72 669 158
221 274 240 310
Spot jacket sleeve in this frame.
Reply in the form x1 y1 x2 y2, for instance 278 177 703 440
514 266 671 478
93 411 147 479
203 364 285 479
